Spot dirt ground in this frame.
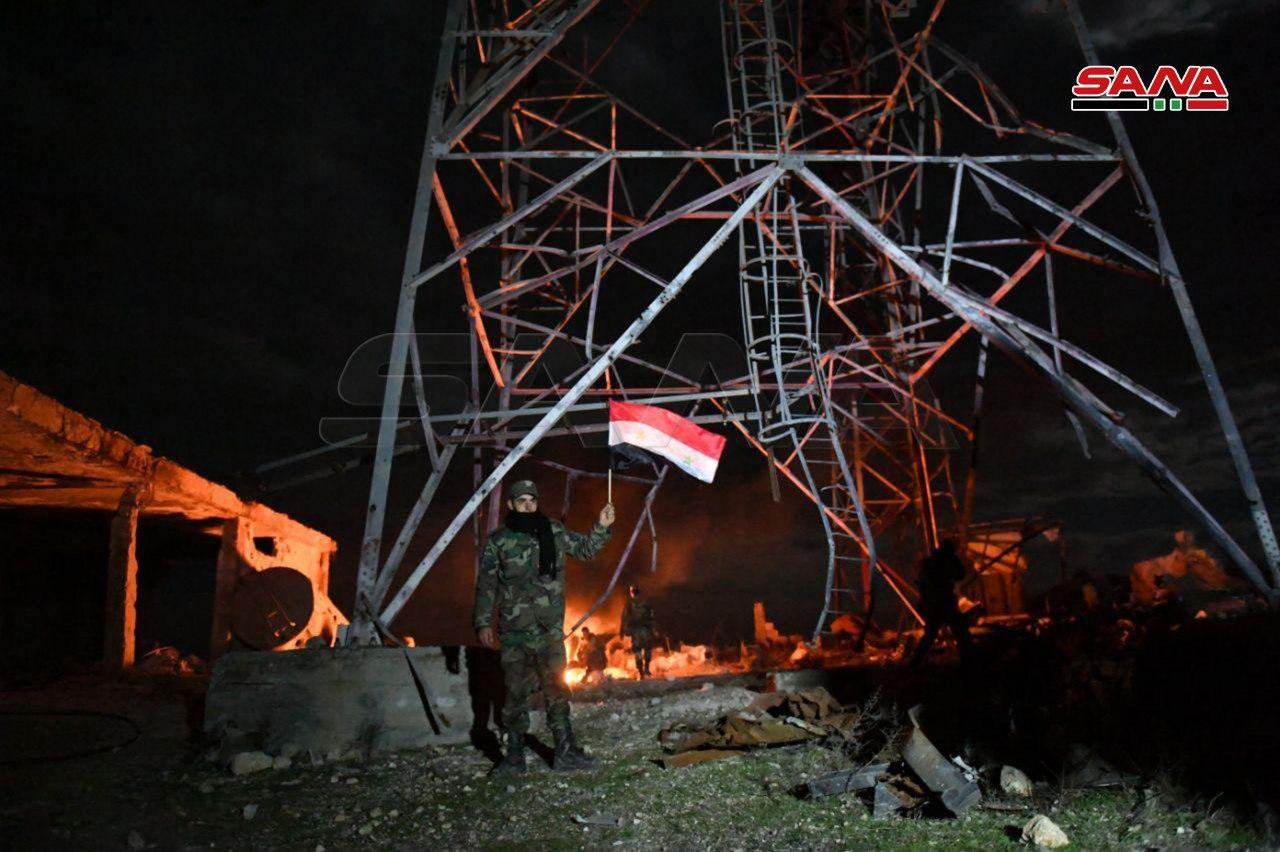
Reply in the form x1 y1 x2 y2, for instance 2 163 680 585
0 667 1268 851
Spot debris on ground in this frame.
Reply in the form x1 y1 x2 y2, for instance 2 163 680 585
1000 765 1034 797
134 646 206 677
658 687 860 756
659 748 740 769
656 687 988 821
571 813 624 827
901 706 981 815
873 779 921 818
2 676 1267 849
1022 813 1070 847
799 762 890 799
1062 743 1137 788
229 751 274 776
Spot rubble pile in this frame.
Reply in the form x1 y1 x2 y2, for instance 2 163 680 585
134 646 206 678
656 687 992 819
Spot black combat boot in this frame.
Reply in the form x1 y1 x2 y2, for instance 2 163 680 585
552 727 598 771
490 732 526 776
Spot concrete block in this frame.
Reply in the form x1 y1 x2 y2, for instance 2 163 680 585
205 646 473 756
765 668 833 693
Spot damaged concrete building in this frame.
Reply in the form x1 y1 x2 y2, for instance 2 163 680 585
0 370 345 674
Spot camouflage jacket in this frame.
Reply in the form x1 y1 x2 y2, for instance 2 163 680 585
473 519 611 636
621 599 655 639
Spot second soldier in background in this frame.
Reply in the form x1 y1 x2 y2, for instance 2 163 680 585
620 584 656 678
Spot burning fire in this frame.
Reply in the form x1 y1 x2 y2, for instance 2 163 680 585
561 605 738 687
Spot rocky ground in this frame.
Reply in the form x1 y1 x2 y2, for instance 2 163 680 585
0 674 1268 850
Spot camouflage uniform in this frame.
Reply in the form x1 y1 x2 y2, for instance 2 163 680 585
474 519 611 739
621 598 656 676
580 633 607 675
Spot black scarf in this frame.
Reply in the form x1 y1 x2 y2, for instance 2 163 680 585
506 510 557 578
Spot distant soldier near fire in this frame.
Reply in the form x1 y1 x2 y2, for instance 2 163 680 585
909 538 973 667
620 584 656 678
577 626 608 683
474 479 615 775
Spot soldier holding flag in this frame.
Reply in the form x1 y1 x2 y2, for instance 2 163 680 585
474 479 614 775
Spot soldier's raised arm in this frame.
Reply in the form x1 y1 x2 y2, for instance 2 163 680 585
559 504 615 562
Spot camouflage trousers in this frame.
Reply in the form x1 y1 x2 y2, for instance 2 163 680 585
499 628 571 738
630 629 654 676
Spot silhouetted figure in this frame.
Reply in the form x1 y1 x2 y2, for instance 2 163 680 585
621 585 655 678
577 627 607 683
910 539 973 667
462 646 504 764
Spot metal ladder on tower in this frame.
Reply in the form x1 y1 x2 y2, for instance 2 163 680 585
722 0 878 641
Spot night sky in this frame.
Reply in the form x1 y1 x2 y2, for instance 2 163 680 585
4 1 1278 645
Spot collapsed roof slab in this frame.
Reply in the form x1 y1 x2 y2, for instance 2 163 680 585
0 369 346 663
0 370 330 545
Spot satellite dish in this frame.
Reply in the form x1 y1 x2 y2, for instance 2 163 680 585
229 566 314 649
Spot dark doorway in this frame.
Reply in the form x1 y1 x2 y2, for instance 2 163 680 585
135 516 220 661
0 508 111 681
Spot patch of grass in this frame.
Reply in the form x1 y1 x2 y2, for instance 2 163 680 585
9 685 1268 850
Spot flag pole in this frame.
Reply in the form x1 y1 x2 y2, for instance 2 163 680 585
608 468 613 504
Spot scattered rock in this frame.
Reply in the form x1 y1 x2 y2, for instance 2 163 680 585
197 782 213 794
649 697 662 706
242 804 258 820
358 823 373 836
1022 814 1070 848
279 742 303 760
1000 765 1034 797
572 813 624 827
127 830 145 850
230 751 273 776
272 755 293 771
389 809 399 818
370 807 383 819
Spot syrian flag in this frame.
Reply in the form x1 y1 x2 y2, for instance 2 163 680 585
608 400 727 484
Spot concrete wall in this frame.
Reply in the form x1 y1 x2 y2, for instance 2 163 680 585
209 517 346 659
205 647 474 755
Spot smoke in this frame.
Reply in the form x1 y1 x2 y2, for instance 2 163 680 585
561 452 824 644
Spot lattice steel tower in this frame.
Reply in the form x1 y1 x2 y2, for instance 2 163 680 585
299 0 1279 641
